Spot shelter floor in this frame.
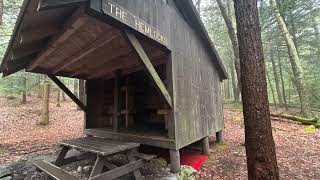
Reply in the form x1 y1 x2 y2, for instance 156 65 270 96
86 127 168 139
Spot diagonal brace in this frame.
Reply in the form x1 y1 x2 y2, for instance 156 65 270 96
125 31 172 108
48 75 86 112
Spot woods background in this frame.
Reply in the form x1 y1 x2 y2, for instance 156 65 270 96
0 0 319 117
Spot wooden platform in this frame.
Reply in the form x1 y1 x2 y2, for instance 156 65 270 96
34 137 155 180
85 128 176 149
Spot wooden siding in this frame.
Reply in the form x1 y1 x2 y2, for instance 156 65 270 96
110 0 224 149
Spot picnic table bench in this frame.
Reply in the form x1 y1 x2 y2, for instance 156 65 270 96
34 137 155 180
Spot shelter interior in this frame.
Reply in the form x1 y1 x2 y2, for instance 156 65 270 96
86 64 171 139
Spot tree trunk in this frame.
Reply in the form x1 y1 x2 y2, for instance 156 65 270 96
313 17 320 62
21 75 27 104
196 0 201 13
73 79 78 98
57 89 61 107
0 0 3 25
229 59 239 102
267 70 277 108
277 43 288 110
270 0 311 117
61 79 66 101
288 4 299 56
270 47 283 107
78 79 85 110
233 0 279 179
40 81 50 125
37 75 42 98
217 0 242 102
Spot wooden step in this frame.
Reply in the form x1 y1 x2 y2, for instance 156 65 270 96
34 160 78 180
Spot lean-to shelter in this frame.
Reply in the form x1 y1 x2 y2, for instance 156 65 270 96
0 0 227 172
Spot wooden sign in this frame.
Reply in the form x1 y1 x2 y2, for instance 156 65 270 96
100 0 168 46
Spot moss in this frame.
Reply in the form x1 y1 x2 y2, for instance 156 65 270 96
304 125 316 133
213 143 228 152
0 147 8 155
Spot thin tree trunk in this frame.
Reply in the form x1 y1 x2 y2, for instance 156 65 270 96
277 44 288 110
21 75 27 104
234 0 279 179
270 0 311 117
313 17 320 61
217 0 242 102
61 79 66 101
78 79 85 110
37 75 42 98
229 59 239 102
57 89 61 107
73 79 78 98
270 47 283 107
225 72 231 99
0 0 3 25
196 0 201 13
288 4 299 56
267 70 277 108
40 81 50 125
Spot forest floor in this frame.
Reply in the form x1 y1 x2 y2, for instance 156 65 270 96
0 97 320 179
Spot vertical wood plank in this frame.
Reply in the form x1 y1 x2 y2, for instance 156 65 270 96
113 70 121 133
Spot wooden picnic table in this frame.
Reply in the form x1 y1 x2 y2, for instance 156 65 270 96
34 137 155 180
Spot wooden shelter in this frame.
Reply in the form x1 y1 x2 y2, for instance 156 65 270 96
0 0 227 173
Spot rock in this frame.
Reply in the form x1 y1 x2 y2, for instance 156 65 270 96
83 166 91 171
11 174 25 180
0 167 11 178
149 158 168 169
77 166 82 172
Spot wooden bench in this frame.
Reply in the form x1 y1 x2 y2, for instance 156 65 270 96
34 137 155 180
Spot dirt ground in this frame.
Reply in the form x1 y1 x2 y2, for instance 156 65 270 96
0 96 84 164
0 97 319 179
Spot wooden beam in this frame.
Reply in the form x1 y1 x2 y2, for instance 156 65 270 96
48 75 86 111
11 42 44 60
113 70 121 133
125 31 172 108
53 31 118 74
90 159 144 180
33 160 78 180
85 129 176 149
27 7 89 71
37 0 88 11
19 25 60 45
2 54 37 77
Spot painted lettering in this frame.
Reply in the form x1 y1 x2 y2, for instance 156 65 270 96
102 0 168 46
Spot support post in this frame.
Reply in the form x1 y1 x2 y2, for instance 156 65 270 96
113 70 121 133
169 149 180 173
125 31 172 108
48 75 86 112
202 136 210 155
216 130 224 143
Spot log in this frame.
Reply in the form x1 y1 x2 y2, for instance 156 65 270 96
271 113 319 128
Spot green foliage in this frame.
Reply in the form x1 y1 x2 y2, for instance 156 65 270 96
200 0 320 110
304 125 316 133
177 166 197 180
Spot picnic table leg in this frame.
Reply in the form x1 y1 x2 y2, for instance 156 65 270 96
43 146 69 180
127 149 142 180
90 155 105 178
55 146 70 167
